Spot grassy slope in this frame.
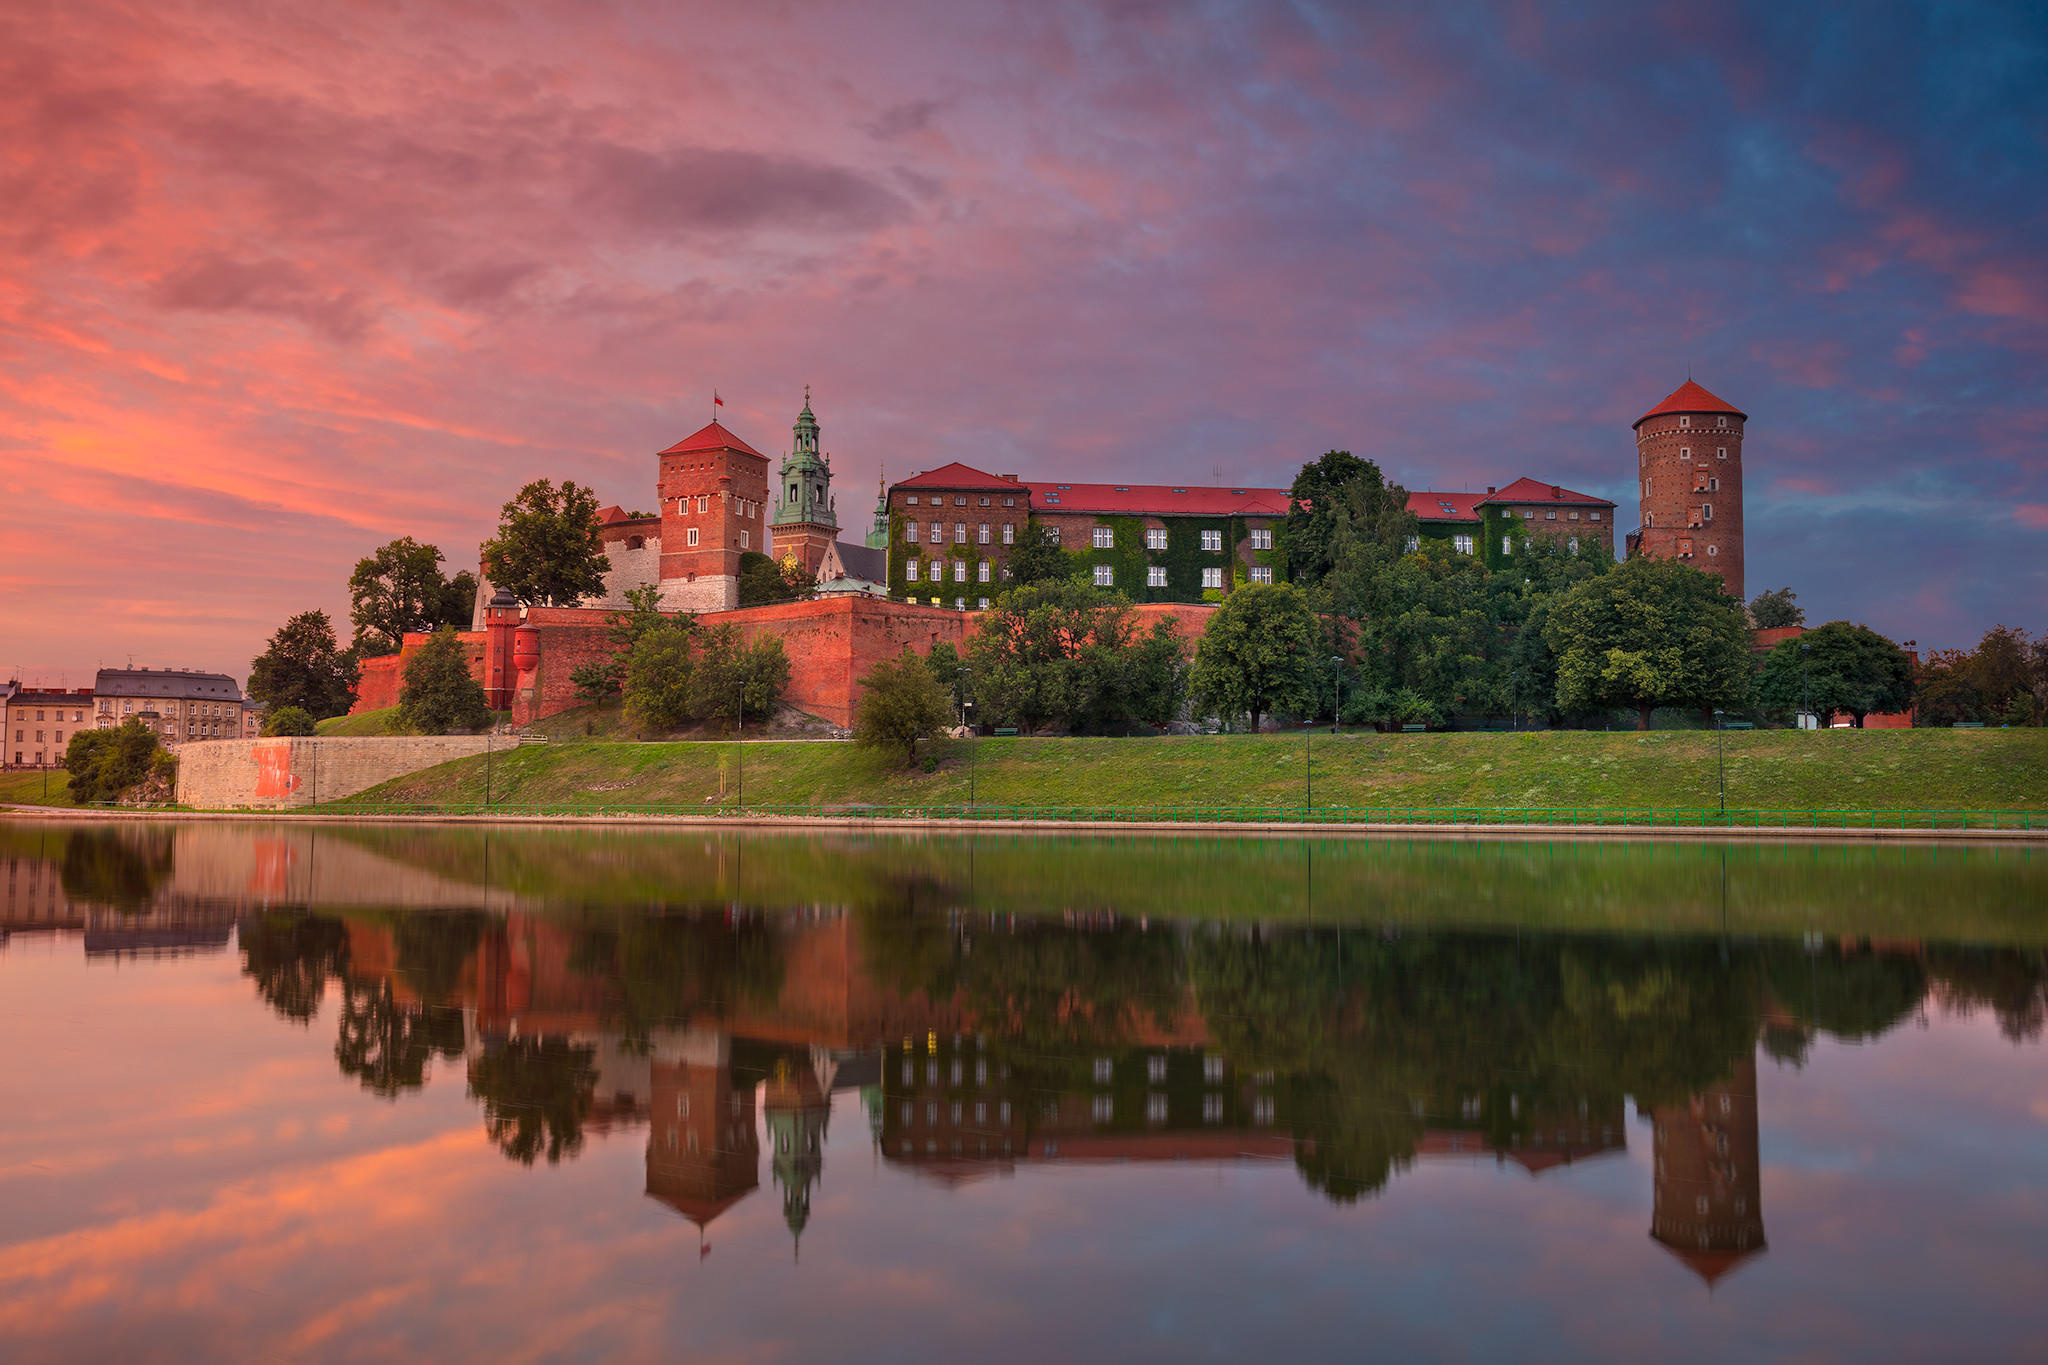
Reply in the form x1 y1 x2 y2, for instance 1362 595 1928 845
0 768 77 807
316 708 403 736
336 728 2048 815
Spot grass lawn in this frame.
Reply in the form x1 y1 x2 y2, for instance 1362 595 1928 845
0 768 77 807
316 707 404 736
334 727 2048 819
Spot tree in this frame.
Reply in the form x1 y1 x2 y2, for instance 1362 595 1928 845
479 478 609 606
64 720 167 804
1757 621 1914 728
689 624 792 729
569 585 667 702
248 609 359 719
1544 556 1752 730
467 1036 599 1165
855 647 953 765
261 705 316 737
396 627 494 734
1284 451 1413 586
1005 523 1073 587
348 537 474 655
623 620 697 731
1749 586 1805 629
1190 582 1320 731
924 641 966 712
965 582 1182 734
739 551 816 606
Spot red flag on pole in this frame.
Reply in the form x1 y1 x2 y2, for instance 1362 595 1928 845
713 391 724 407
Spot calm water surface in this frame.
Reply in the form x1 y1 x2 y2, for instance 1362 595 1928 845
3 821 2045 1362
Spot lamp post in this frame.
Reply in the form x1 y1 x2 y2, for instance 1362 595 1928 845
484 726 492 807
961 665 975 813
736 676 744 812
1801 641 1811 730
1329 655 1343 736
1713 708 1726 815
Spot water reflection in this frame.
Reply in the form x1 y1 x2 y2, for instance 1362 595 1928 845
3 819 2046 1357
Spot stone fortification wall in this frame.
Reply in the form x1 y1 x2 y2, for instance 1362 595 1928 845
176 736 493 809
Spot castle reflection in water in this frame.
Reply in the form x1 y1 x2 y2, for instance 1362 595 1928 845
8 822 2045 1287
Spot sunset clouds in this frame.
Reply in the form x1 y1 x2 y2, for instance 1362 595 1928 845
3 0 2045 678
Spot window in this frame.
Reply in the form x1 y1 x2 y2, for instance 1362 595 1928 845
905 560 920 582
1002 523 1015 545
1707 544 1718 556
1093 565 1113 587
1146 1094 1169 1124
1502 536 1513 555
1681 447 1691 461
1147 566 1167 587
1003 496 1015 507
1405 535 1419 553
1568 537 1579 553
954 496 967 506
978 523 990 544
1702 503 1713 521
930 521 943 541
1200 529 1223 552
907 495 919 505
978 597 990 610
1145 528 1168 550
1252 528 1274 549
953 561 967 583
1148 1056 1168 1083
1453 533 1473 555
954 523 966 543
1092 526 1114 549
1709 477 1719 491
1093 1058 1114 1083
1092 1095 1114 1122
698 496 709 513
955 596 966 610
1717 415 1728 427
979 496 990 506
1201 567 1223 589
1045 525 1060 545
686 527 700 546
1717 446 1728 460
1567 511 1579 521
906 523 919 542
1546 509 1557 519
1249 566 1273 584
1591 511 1602 522
740 531 749 548
1680 415 1692 427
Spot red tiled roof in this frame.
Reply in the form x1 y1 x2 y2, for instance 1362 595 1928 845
1636 380 1746 428
657 420 766 458
1476 477 1615 508
894 462 1025 491
1037 482 1290 517
1408 490 1487 524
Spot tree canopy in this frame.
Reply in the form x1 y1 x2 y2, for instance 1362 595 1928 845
261 705 317 737
348 536 475 655
479 479 609 606
248 609 359 720
1756 620 1915 727
1190 582 1320 731
396 627 494 734
1748 585 1804 629
855 647 954 764
1544 556 1752 729
967 581 1187 734
1284 451 1413 587
1915 625 2045 727
739 551 816 606
64 720 169 804
1006 522 1074 587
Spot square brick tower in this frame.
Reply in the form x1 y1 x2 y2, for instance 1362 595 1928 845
1631 380 1746 600
656 419 771 612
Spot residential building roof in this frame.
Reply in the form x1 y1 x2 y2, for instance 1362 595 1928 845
830 541 887 583
596 505 658 526
94 668 243 702
657 420 767 459
1475 477 1615 508
1408 491 1487 524
1034 481 1290 517
1636 380 1746 428
894 462 1026 491
7 687 92 705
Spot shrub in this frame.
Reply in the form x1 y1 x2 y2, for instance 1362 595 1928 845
64 720 163 804
396 627 495 734
856 648 952 765
261 706 317 737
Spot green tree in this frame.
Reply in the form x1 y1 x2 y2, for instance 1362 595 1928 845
690 624 793 729
1284 451 1413 587
467 1036 599 1165
855 647 952 765
1748 586 1805 629
63 720 165 804
623 620 697 731
738 550 816 606
966 581 1179 733
1005 523 1074 587
261 705 316 737
396 627 494 734
348 537 473 656
479 478 609 606
248 609 359 719
1757 620 1914 728
1190 582 1320 731
569 585 667 702
1544 557 1751 730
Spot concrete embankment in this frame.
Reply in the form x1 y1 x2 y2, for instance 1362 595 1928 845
174 736 494 809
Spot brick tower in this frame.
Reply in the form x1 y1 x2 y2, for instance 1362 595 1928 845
1631 380 1746 600
1648 1054 1766 1287
656 417 771 612
770 388 840 577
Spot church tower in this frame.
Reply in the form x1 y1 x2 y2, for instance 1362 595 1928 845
866 469 890 551
1630 380 1747 600
770 388 840 578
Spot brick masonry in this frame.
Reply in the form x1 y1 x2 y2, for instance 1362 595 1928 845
176 736 494 808
1635 407 1745 600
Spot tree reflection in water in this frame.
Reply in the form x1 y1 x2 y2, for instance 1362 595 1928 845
467 1036 601 1165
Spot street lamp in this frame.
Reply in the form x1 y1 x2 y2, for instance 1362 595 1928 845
1329 655 1343 736
961 664 975 813
1713 708 1726 816
736 675 744 811
1801 641 1811 731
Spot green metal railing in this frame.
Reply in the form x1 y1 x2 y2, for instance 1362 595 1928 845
184 801 2045 831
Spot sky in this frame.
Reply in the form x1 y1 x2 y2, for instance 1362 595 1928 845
3 0 2045 685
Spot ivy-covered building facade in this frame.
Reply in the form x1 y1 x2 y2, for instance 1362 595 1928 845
883 463 1291 607
1407 477 1616 570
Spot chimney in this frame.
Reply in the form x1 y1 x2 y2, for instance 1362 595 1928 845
1486 485 1496 494
1551 485 1561 499
1001 473 1018 482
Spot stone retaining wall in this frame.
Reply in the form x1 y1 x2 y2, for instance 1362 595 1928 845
175 736 494 809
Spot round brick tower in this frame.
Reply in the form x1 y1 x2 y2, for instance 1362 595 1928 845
1631 380 1746 600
